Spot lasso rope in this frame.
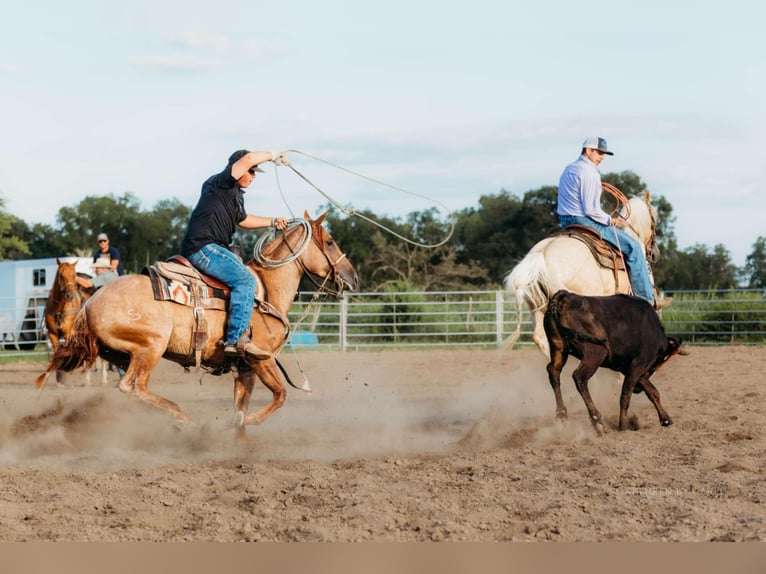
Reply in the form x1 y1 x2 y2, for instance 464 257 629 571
252 219 312 268
602 182 632 295
602 182 631 219
272 150 455 249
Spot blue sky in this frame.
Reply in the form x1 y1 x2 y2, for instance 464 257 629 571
1 0 763 266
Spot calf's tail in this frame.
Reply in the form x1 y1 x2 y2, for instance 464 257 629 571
35 312 100 389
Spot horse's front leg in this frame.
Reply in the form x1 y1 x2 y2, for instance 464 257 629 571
232 367 256 441
241 359 286 427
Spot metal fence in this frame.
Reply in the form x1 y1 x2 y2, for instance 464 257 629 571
3 289 765 357
288 288 766 350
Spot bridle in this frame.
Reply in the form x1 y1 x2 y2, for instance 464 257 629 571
296 222 349 297
255 219 350 297
51 266 84 326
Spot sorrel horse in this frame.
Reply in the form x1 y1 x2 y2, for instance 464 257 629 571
37 212 359 438
504 192 659 358
43 259 107 385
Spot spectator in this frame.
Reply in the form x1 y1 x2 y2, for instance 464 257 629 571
93 233 124 275
76 257 119 290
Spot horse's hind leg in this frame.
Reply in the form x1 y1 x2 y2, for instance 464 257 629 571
531 310 551 358
118 351 192 423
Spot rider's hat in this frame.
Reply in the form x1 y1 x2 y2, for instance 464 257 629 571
582 136 614 156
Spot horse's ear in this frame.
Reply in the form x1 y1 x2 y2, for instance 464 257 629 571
313 211 328 226
644 190 651 204
303 209 312 221
56 257 61 265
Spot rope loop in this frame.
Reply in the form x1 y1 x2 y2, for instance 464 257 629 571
253 219 312 268
273 150 455 249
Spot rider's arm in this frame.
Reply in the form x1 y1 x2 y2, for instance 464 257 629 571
238 214 289 230
230 151 277 180
580 168 611 226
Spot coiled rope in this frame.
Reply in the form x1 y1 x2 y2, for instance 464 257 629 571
252 219 312 268
602 182 631 219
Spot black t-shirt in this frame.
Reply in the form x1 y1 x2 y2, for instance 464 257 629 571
181 165 247 256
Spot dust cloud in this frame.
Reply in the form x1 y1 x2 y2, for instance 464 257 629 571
1 348 625 469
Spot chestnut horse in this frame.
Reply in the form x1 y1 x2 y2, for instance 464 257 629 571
43 259 107 385
44 258 90 351
504 192 659 358
37 212 359 438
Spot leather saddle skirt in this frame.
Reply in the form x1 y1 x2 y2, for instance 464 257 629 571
550 224 627 272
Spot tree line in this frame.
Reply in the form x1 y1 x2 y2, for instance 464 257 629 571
1 170 764 292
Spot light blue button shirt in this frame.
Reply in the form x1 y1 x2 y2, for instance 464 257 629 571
557 156 611 225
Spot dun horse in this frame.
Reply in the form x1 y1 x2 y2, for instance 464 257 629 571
37 212 359 438
43 258 107 385
504 192 659 358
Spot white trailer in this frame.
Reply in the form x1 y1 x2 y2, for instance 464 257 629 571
0 257 93 350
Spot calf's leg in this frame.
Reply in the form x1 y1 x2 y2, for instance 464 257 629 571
572 345 608 433
635 375 672 428
545 341 568 421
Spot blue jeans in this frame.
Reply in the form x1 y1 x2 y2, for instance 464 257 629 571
187 243 256 345
559 215 654 303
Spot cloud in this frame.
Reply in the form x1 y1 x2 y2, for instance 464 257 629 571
0 64 20 74
170 32 232 53
241 38 290 60
128 54 215 73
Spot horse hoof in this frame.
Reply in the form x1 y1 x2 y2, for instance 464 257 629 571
230 411 245 428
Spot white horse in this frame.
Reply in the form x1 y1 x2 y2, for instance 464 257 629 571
504 192 659 358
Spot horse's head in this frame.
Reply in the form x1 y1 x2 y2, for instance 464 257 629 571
255 211 359 297
620 192 659 263
300 210 359 296
54 258 80 302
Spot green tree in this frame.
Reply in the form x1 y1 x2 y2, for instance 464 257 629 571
57 193 142 259
9 219 66 259
0 196 30 259
660 243 738 290
453 189 524 285
743 237 766 288
131 198 192 269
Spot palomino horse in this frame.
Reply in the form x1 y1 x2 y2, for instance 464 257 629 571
43 258 107 385
37 212 359 439
504 192 659 358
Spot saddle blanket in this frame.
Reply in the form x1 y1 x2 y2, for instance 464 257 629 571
142 262 228 311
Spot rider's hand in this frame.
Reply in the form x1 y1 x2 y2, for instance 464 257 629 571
271 151 290 166
272 216 289 230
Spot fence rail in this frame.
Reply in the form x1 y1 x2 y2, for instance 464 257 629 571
2 289 765 357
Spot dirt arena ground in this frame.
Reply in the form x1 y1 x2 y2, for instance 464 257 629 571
0 345 764 542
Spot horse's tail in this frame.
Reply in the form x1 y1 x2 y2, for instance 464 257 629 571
502 251 550 350
35 311 99 389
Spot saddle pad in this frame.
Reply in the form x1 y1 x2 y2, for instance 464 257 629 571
143 265 227 311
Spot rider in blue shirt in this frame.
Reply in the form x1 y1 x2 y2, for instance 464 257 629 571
557 137 670 309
